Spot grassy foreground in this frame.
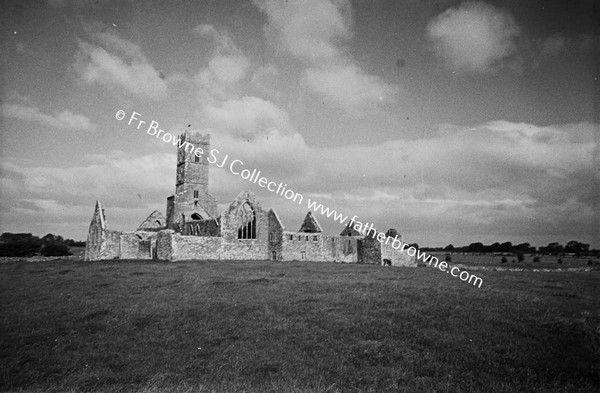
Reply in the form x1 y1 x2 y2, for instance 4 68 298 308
0 260 598 393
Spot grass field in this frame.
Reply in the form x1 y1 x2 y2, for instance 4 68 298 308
1 259 598 392
428 252 600 270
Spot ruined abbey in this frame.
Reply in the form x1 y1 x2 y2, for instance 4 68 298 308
84 131 415 266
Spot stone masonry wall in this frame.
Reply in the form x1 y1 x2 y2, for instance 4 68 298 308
381 243 417 267
325 236 359 263
171 234 221 260
219 191 269 260
357 235 381 264
156 230 174 260
281 232 325 261
267 210 283 261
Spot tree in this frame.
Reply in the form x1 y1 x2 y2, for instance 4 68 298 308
40 241 71 257
515 243 533 253
444 244 454 251
542 242 564 255
490 242 500 253
499 242 513 253
468 242 484 253
565 240 590 255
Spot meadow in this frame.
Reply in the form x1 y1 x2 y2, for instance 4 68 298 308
0 259 598 392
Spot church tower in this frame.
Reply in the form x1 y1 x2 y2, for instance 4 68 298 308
166 131 217 229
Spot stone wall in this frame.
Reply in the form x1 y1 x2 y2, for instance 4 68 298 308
120 231 158 260
219 191 269 260
171 234 221 260
84 201 122 261
381 243 417 267
156 230 174 260
281 231 326 261
267 210 284 261
357 235 381 264
97 229 121 260
325 236 359 263
280 233 359 263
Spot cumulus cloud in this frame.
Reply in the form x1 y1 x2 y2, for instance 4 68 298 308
202 96 293 138
74 28 167 99
253 0 352 62
193 25 251 102
193 24 299 144
1 103 96 131
304 64 399 113
254 0 398 115
426 1 520 73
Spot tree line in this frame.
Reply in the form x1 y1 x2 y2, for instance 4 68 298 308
423 240 596 256
0 233 85 257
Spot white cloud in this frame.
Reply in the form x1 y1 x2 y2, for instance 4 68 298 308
1 103 96 131
74 28 167 100
304 64 399 114
253 0 352 63
193 24 240 55
193 25 250 102
202 96 294 138
254 0 398 115
426 1 520 73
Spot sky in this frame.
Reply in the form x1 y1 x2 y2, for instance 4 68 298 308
0 0 598 248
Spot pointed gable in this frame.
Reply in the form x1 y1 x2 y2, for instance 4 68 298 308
138 210 166 230
268 209 285 231
90 200 106 231
299 211 322 233
340 220 361 236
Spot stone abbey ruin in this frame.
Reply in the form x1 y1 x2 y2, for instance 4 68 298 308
84 131 415 266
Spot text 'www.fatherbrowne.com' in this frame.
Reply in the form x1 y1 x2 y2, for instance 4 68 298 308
116 109 483 288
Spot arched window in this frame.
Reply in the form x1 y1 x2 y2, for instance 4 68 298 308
237 202 256 239
191 213 202 220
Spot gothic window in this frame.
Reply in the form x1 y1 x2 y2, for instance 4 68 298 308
194 155 200 163
313 236 318 241
301 251 306 260
193 190 199 198
237 202 256 239
288 234 293 240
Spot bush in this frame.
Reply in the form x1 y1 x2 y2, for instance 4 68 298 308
40 241 71 257
533 256 541 262
445 254 452 262
501 256 507 263
517 253 524 262
588 260 593 266
512 259 516 263
0 239 42 257
557 258 562 264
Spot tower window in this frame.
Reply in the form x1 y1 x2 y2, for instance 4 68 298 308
194 156 200 163
193 190 199 198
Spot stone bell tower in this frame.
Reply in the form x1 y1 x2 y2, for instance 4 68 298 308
166 131 217 229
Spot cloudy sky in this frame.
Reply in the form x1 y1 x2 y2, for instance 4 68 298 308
1 0 598 248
